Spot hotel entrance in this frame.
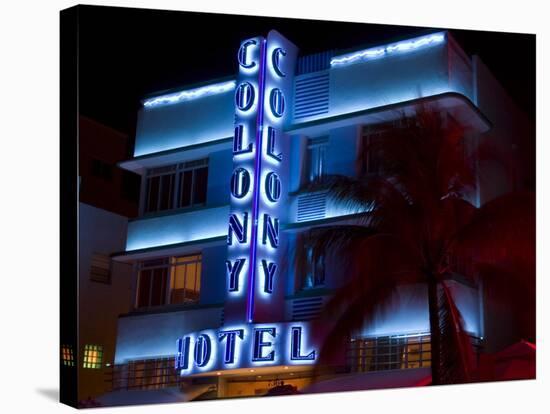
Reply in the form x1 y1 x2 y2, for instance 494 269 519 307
223 374 312 397
194 366 318 398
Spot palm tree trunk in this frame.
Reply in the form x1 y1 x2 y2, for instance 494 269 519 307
427 273 441 385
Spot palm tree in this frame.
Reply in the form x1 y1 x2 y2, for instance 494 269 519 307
299 106 535 385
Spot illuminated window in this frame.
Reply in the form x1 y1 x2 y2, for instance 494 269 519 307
137 255 202 308
61 345 75 367
144 159 208 214
169 255 202 304
83 344 103 369
90 252 111 283
305 137 328 183
349 333 431 372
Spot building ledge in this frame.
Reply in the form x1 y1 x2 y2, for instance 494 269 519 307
286 92 492 136
111 236 226 262
119 302 224 318
118 137 232 174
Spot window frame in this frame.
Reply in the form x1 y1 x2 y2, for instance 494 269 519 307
136 254 202 309
299 230 327 291
302 245 326 290
143 159 209 215
144 165 177 214
176 159 209 209
305 136 329 184
83 344 104 369
168 254 202 305
349 333 431 372
61 345 75 367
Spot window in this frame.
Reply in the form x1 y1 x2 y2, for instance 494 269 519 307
61 345 75 367
360 126 385 176
144 159 208 214
360 132 383 176
137 258 169 308
169 255 202 304
91 158 113 180
302 246 325 289
299 230 326 290
305 137 328 183
349 333 431 372
360 118 416 176
136 255 202 308
83 344 103 369
145 165 176 213
90 252 111 283
111 357 182 390
177 159 208 208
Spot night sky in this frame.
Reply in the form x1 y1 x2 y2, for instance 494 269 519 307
78 5 535 146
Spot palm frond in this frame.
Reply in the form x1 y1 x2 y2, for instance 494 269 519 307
437 281 476 384
313 233 424 365
453 191 535 266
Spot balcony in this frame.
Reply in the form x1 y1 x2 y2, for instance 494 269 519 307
124 205 229 254
114 304 223 364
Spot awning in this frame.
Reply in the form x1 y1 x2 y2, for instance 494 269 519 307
93 384 213 407
302 367 431 394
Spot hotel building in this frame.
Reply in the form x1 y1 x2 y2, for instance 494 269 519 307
108 30 531 401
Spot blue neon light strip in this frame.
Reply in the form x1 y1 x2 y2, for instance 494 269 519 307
246 39 267 323
143 80 236 108
330 32 446 67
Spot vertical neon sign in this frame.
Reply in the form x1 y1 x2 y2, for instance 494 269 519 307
176 33 319 376
225 31 298 324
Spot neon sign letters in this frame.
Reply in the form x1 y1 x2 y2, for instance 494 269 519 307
223 30 298 324
175 324 316 374
175 31 316 376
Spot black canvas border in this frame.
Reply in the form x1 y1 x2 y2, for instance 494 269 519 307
60 5 79 408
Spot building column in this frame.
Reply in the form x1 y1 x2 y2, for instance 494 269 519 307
217 376 227 398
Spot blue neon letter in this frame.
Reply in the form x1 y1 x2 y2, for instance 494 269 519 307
233 125 253 155
269 88 285 118
194 334 212 368
265 172 281 202
290 327 316 361
231 167 251 199
235 82 255 111
261 260 277 294
175 337 191 370
272 47 287 77
226 258 246 292
228 213 248 245
253 327 276 362
266 127 282 162
238 39 257 69
262 214 279 248
218 329 244 364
